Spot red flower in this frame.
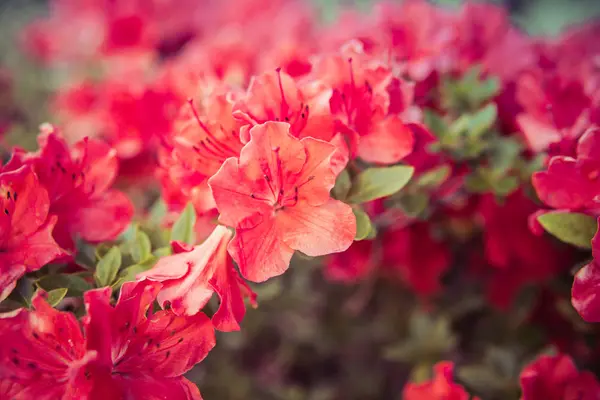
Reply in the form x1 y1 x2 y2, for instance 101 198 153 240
515 67 593 154
324 240 375 284
479 191 570 309
0 281 216 399
138 225 257 332
311 41 415 165
208 121 356 282
403 361 476 400
82 281 215 399
519 354 600 400
0 290 93 399
382 222 451 297
233 68 334 143
16 126 134 251
0 165 67 301
572 224 600 322
533 127 600 214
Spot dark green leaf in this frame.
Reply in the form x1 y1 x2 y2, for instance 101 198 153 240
94 246 122 287
347 165 414 204
36 274 92 297
171 202 197 245
537 212 597 248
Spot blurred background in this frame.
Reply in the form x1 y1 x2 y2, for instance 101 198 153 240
1 0 600 399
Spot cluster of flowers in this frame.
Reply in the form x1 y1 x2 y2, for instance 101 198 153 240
1 0 600 398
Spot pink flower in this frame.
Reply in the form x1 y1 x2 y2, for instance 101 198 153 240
0 165 67 301
209 121 355 282
139 225 257 332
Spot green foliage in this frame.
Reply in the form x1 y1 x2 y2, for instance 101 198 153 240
332 169 352 200
347 165 414 204
94 246 122 288
171 202 197 245
36 274 93 297
45 288 68 307
537 212 597 249
353 207 375 241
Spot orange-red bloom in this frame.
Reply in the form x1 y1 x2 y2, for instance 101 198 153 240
403 361 478 400
209 121 355 282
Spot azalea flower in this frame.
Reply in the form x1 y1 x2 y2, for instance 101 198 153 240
0 281 215 400
403 361 478 400
519 354 600 400
0 165 67 301
533 127 600 214
10 126 134 251
138 225 257 332
208 121 356 282
572 226 600 322
311 40 416 164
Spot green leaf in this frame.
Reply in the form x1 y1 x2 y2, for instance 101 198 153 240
94 246 122 287
131 230 152 263
467 103 497 139
36 274 92 297
353 208 373 241
45 288 68 307
537 212 597 249
112 256 158 290
423 109 447 138
399 192 429 217
415 165 450 189
153 246 173 257
171 202 197 245
347 165 414 204
332 169 352 200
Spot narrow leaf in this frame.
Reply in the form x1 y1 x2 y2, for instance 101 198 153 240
94 246 122 287
131 230 152 263
347 165 414 204
537 212 597 249
468 103 497 138
171 202 197 245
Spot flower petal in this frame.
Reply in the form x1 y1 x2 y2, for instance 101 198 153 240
228 215 294 282
280 199 355 257
357 116 415 164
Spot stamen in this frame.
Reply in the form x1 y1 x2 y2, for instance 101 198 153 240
275 67 290 121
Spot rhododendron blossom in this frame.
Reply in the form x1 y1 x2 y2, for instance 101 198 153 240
403 361 477 400
12 126 134 251
519 354 600 400
0 165 67 301
209 121 355 282
3 0 600 398
0 281 215 400
139 225 257 331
